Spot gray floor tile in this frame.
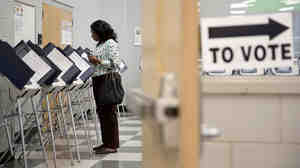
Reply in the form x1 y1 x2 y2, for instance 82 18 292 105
57 151 94 160
91 160 141 168
81 140 126 146
118 147 142 153
119 124 142 127
69 134 94 139
3 116 142 168
130 136 142 141
5 159 44 168
119 131 139 136
77 126 97 131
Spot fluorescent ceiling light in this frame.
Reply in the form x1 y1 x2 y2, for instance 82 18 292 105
231 3 254 8
231 3 249 8
281 0 300 5
279 6 295 11
243 0 256 4
230 10 246 14
230 0 255 9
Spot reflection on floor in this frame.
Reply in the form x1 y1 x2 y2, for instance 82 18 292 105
6 114 142 168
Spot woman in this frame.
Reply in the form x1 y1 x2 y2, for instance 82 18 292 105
89 19 122 154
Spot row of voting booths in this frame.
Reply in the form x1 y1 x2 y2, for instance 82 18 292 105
0 40 101 168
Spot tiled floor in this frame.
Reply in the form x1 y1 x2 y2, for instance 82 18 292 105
5 114 142 168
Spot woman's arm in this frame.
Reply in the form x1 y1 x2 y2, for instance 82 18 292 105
90 40 122 69
93 40 122 69
106 40 122 70
88 55 101 65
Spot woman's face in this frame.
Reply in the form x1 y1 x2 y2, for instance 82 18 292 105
91 30 100 42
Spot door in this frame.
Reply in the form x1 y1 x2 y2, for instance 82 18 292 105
42 2 73 48
41 2 73 131
141 0 200 168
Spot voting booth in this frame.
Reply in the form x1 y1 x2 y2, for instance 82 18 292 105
0 41 34 90
76 47 90 61
27 40 62 85
63 45 98 150
0 41 35 167
64 45 95 83
0 39 99 168
0 40 53 168
15 41 55 87
43 43 81 86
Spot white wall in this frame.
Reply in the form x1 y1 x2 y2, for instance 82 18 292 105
0 0 15 45
125 0 142 89
61 0 142 90
72 0 101 49
99 0 142 90
199 0 230 18
200 94 300 168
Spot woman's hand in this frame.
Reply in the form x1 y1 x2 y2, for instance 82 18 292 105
88 56 101 65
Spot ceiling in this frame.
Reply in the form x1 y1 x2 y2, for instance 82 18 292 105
199 0 300 17
230 0 300 15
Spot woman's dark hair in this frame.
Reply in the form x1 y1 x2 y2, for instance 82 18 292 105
90 19 118 46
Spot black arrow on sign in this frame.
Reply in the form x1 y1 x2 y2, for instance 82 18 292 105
209 18 289 40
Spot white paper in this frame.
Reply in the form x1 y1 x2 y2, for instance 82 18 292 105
61 30 73 45
61 21 73 45
15 5 24 44
47 48 73 80
23 50 52 83
69 52 91 79
14 3 36 45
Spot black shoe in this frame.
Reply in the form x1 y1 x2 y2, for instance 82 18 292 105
95 147 117 154
93 144 105 151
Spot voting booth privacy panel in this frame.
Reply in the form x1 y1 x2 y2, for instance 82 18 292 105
0 41 34 90
15 41 56 86
63 45 95 83
27 40 62 85
43 43 81 85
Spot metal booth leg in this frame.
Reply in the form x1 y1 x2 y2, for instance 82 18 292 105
17 98 27 168
58 92 75 166
88 87 100 145
30 97 48 168
78 93 92 155
67 91 81 162
45 95 57 168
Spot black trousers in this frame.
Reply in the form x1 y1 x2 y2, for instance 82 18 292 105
92 74 120 149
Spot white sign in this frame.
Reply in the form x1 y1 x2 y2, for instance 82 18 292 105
134 26 142 46
15 3 36 45
201 13 294 71
61 21 73 45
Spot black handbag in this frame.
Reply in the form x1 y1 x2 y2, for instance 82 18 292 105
96 72 124 105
